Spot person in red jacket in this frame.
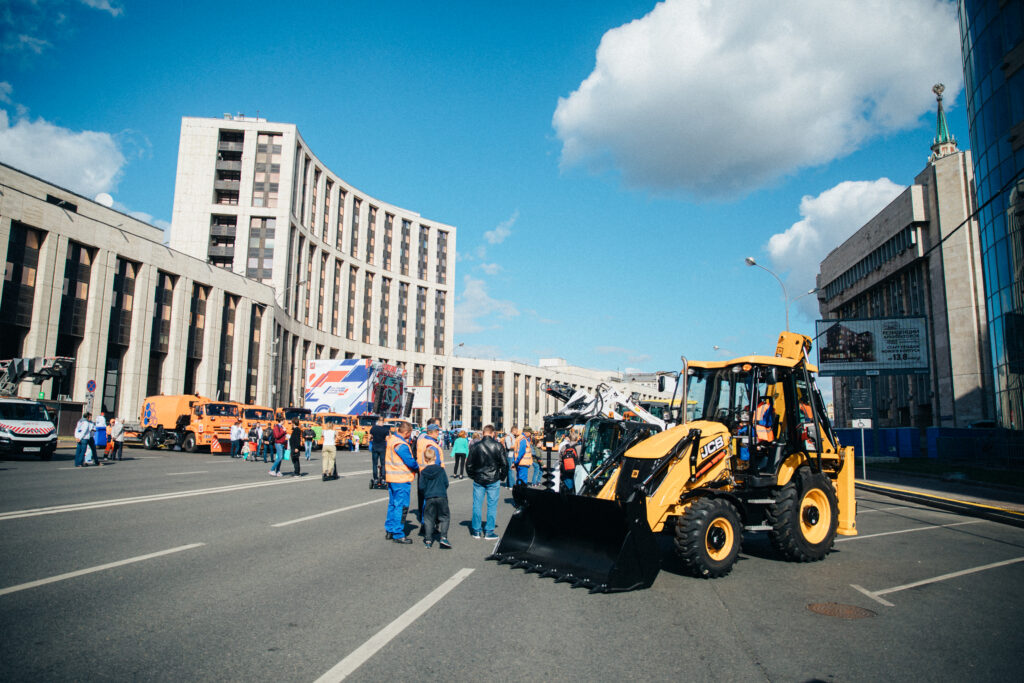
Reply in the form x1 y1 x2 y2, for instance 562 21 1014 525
269 420 288 477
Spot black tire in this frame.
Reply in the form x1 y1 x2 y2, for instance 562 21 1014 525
674 497 742 578
142 429 157 450
182 432 197 453
768 468 839 562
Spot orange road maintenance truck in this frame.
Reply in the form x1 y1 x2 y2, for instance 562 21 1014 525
135 395 242 452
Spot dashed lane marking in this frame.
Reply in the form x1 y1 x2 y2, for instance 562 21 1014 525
0 543 205 597
836 520 984 542
313 568 475 682
852 556 1024 607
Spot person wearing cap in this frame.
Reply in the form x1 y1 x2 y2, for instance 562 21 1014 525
514 427 534 486
415 419 444 531
385 421 420 543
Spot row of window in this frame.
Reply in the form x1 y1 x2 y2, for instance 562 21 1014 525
822 226 918 301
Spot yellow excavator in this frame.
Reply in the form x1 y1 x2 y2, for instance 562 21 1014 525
488 332 857 592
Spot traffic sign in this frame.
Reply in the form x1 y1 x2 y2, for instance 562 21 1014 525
86 379 96 393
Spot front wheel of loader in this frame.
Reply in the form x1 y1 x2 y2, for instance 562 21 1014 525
768 468 839 562
674 497 742 579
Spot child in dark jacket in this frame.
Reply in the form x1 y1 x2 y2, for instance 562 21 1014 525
419 451 451 549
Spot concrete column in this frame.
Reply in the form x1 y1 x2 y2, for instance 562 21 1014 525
77 248 116 411
22 233 66 360
163 274 191 394
200 288 225 396
231 297 252 402
257 305 274 405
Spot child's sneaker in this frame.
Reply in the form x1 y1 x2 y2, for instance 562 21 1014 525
439 538 452 549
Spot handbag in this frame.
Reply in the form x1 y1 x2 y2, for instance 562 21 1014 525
283 449 291 461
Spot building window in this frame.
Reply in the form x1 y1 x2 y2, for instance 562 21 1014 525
492 371 505 431
218 295 237 400
434 291 445 354
323 180 333 238
414 286 427 353
362 271 374 344
418 225 430 280
383 213 394 271
413 364 425 424
379 277 391 347
332 258 342 336
400 219 411 276
146 271 176 397
246 305 263 404
350 197 362 257
336 189 347 251
471 370 484 431
214 129 242 206
397 282 409 350
252 132 281 208
436 230 448 284
310 168 321 236
451 367 464 426
365 205 377 265
317 253 327 331
347 265 358 340
432 366 443 418
209 214 236 269
0 221 44 359
300 156 311 226
183 284 209 395
513 373 520 427
304 245 315 325
291 234 305 319
246 217 275 281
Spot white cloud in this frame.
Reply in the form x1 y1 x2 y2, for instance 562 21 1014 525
454 275 520 334
484 209 518 244
0 109 126 197
765 178 905 315
478 262 501 275
553 0 961 198
0 82 11 104
79 0 123 16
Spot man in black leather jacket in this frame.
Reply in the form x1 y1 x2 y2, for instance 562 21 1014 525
465 424 508 539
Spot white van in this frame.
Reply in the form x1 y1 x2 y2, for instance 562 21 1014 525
0 397 58 460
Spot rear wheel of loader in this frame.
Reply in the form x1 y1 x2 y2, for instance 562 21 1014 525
768 468 839 562
674 497 742 579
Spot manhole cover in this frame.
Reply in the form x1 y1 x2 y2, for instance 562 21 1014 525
807 602 876 619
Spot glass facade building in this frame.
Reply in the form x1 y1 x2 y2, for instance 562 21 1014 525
959 0 1024 427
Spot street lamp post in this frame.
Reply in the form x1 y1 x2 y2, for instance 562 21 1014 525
744 257 790 330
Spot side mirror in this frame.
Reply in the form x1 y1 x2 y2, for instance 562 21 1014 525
657 376 667 392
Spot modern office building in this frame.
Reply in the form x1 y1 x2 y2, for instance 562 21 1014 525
817 90 992 428
958 0 1024 428
1 116 658 428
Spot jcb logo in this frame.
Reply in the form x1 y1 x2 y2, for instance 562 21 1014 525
699 435 725 460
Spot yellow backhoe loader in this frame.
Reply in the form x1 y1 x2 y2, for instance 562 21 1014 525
488 332 857 592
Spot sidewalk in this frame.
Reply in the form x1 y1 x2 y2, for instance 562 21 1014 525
857 468 1024 515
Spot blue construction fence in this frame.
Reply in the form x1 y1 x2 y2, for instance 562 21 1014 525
835 427 1024 467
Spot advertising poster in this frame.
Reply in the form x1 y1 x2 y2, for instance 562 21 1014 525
815 317 929 376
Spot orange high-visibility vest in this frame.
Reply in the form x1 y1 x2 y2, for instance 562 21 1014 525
417 435 444 468
754 401 774 442
385 434 415 483
515 435 534 467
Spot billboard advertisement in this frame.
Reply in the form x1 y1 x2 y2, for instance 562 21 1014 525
304 359 406 416
815 317 929 376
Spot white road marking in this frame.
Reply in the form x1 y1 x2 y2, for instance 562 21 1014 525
851 584 895 607
0 478 316 521
313 568 474 682
857 506 917 514
836 520 983 542
166 471 208 476
851 556 1024 607
0 543 205 597
273 498 388 527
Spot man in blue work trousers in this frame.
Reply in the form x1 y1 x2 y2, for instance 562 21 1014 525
514 427 534 486
384 421 419 544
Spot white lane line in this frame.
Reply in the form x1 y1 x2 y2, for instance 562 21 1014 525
858 506 917 514
313 568 474 682
851 584 895 607
851 556 1024 607
167 471 208 476
836 520 984 542
273 497 388 527
0 543 205 597
0 478 316 521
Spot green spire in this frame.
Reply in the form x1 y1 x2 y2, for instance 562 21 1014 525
930 83 958 161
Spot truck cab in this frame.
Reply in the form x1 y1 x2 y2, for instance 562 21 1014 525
0 397 58 460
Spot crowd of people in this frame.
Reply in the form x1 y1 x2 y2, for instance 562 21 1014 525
72 412 125 467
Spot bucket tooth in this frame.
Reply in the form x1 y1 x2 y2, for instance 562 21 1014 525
589 583 610 594
554 573 575 584
572 578 593 589
498 555 517 566
525 563 544 574
485 553 501 562
539 568 559 579
511 560 530 570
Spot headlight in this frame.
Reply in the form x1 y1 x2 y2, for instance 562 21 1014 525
0 428 11 439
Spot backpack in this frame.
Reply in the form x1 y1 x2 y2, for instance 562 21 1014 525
562 445 577 471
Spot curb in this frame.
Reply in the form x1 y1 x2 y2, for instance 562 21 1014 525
856 480 1024 529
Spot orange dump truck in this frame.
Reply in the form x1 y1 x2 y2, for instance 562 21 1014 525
277 406 321 446
316 413 355 443
138 395 241 452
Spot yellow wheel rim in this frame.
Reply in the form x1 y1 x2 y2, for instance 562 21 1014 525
800 488 831 544
705 517 734 561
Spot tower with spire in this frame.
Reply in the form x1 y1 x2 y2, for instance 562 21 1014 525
930 83 958 161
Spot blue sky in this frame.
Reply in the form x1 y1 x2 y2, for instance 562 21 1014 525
1 0 967 380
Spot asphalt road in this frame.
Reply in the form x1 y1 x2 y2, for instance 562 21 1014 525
1 445 1023 681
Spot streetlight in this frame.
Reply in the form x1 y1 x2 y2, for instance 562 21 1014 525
744 257 790 331
444 342 464 430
